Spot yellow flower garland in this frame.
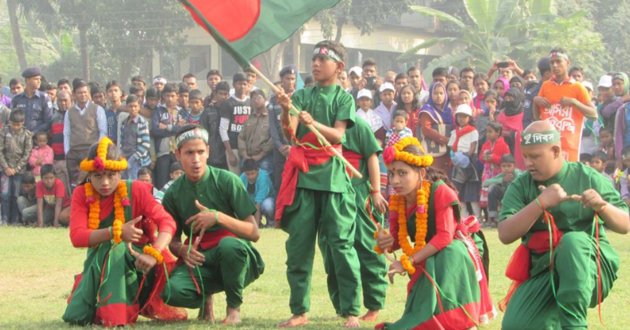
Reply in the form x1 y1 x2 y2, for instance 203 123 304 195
391 181 431 274
79 137 128 172
384 137 434 167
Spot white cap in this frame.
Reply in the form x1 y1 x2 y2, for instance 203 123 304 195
349 66 363 77
455 104 473 117
379 82 395 93
582 81 594 91
357 89 372 100
598 75 613 88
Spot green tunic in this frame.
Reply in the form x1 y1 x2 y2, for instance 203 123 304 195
282 84 361 316
499 162 626 329
321 117 387 312
291 84 355 192
162 166 264 309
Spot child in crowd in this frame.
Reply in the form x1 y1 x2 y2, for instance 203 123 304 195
396 84 420 135
619 147 630 206
598 127 615 171
479 121 510 214
16 173 36 225
448 104 481 219
28 131 54 181
185 89 205 124
590 151 614 185
483 154 522 226
178 83 190 111
356 89 385 138
386 110 413 148
120 95 151 180
30 164 70 227
580 153 592 166
484 90 499 121
160 162 184 194
137 167 164 203
240 159 274 228
0 109 33 224
373 82 397 129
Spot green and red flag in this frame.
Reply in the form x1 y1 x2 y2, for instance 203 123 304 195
180 0 340 68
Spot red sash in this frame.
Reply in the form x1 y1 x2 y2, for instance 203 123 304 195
342 149 362 178
184 228 237 251
274 132 339 223
451 125 476 152
499 212 563 311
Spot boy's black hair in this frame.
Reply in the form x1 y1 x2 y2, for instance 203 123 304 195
486 121 503 134
178 82 191 95
460 67 475 76
131 75 145 85
129 85 141 95
395 72 408 81
105 80 121 91
189 89 203 101
41 164 55 177
33 130 48 139
406 66 420 75
44 82 57 91
145 87 159 99
57 78 70 87
126 94 140 104
580 153 592 163
169 162 182 173
362 58 377 68
569 66 583 75
9 109 25 123
72 79 88 92
242 159 259 172
432 67 448 78
161 82 178 95
500 154 515 164
392 110 408 120
206 69 222 79
9 78 22 87
182 73 196 80
137 167 152 177
250 89 266 99
484 89 499 100
215 81 230 92
592 151 608 162
22 173 35 184
90 83 103 97
314 40 347 63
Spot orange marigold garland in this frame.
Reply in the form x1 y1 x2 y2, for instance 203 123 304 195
382 137 433 167
79 137 127 172
143 245 164 264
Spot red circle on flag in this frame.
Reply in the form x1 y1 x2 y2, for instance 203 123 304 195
187 0 261 42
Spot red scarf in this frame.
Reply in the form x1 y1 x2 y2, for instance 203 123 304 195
275 132 339 223
342 149 363 178
451 125 476 152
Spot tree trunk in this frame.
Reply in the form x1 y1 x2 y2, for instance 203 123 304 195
334 17 345 42
7 0 28 71
79 25 90 81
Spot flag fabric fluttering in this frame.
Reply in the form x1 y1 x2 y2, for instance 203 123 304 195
180 0 340 68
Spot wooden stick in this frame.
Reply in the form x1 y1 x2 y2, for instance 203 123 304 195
248 65 363 179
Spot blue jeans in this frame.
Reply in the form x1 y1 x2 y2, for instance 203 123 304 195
123 156 142 180
260 197 275 227
1 174 22 223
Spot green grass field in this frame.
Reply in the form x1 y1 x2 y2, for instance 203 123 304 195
1 226 629 329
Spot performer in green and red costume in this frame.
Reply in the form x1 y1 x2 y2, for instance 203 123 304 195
63 137 186 326
375 136 495 330
161 126 264 325
329 117 388 322
498 120 630 329
275 40 362 328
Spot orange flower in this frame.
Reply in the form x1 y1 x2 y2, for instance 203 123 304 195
395 181 431 258
400 254 416 275
143 245 164 264
79 137 128 172
85 181 129 235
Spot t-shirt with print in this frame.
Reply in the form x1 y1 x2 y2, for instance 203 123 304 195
36 178 69 207
220 96 251 149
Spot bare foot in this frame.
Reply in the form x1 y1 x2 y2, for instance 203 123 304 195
344 315 360 328
198 294 215 322
222 307 241 325
359 309 380 321
278 314 308 328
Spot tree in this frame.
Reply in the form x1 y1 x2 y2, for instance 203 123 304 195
6 0 60 71
316 0 411 42
399 0 610 80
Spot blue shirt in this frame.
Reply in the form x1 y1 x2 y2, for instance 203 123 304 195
239 169 273 204
10 90 52 133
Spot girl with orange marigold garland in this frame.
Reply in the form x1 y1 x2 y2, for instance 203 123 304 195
62 137 186 326
375 137 495 330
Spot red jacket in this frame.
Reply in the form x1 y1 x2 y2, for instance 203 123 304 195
479 136 510 166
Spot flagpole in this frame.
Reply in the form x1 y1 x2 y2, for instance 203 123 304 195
180 0 362 179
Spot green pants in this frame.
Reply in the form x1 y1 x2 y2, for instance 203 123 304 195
163 237 264 309
502 231 619 330
319 181 387 313
281 187 361 316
